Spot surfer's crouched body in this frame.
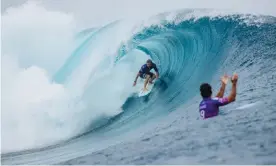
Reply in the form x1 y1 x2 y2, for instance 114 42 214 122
133 59 159 91
199 73 238 119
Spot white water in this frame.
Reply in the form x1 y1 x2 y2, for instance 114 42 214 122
1 2 78 153
2 0 276 153
1 1 152 153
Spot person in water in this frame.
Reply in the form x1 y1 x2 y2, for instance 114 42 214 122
133 59 159 91
199 73 238 119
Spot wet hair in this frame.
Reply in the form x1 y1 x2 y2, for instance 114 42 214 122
200 83 212 98
146 59 152 64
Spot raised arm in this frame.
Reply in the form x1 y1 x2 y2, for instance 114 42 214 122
216 75 229 98
227 74 238 102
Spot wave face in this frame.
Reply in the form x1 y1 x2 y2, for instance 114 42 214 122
2 4 276 164
86 13 276 134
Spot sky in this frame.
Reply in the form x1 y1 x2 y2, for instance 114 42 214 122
2 0 276 28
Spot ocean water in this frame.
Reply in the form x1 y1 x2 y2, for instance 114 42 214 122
1 1 276 165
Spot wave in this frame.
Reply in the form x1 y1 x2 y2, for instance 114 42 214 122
75 12 276 135
2 4 276 158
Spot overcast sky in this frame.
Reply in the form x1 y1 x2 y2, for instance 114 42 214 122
2 0 276 27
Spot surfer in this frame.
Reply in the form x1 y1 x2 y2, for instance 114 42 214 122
133 59 159 91
199 73 238 119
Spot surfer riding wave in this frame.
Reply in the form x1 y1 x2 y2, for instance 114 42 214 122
133 59 159 92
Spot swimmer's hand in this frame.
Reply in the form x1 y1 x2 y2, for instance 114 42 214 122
221 74 229 85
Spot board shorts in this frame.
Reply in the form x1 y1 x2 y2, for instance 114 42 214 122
140 72 154 79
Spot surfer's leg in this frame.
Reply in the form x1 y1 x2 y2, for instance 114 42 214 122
143 74 150 90
149 72 156 84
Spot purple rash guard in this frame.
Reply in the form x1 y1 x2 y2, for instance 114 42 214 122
199 97 230 119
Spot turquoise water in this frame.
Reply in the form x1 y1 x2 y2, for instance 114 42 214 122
2 10 276 164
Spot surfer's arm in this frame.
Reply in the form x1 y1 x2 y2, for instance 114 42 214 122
134 72 141 83
227 82 237 103
216 74 229 98
227 73 238 103
214 74 238 106
153 65 159 78
216 83 226 98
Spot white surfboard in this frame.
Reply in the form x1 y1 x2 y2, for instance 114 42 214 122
138 82 155 97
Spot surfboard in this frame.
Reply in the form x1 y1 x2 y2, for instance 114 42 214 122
138 82 154 97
